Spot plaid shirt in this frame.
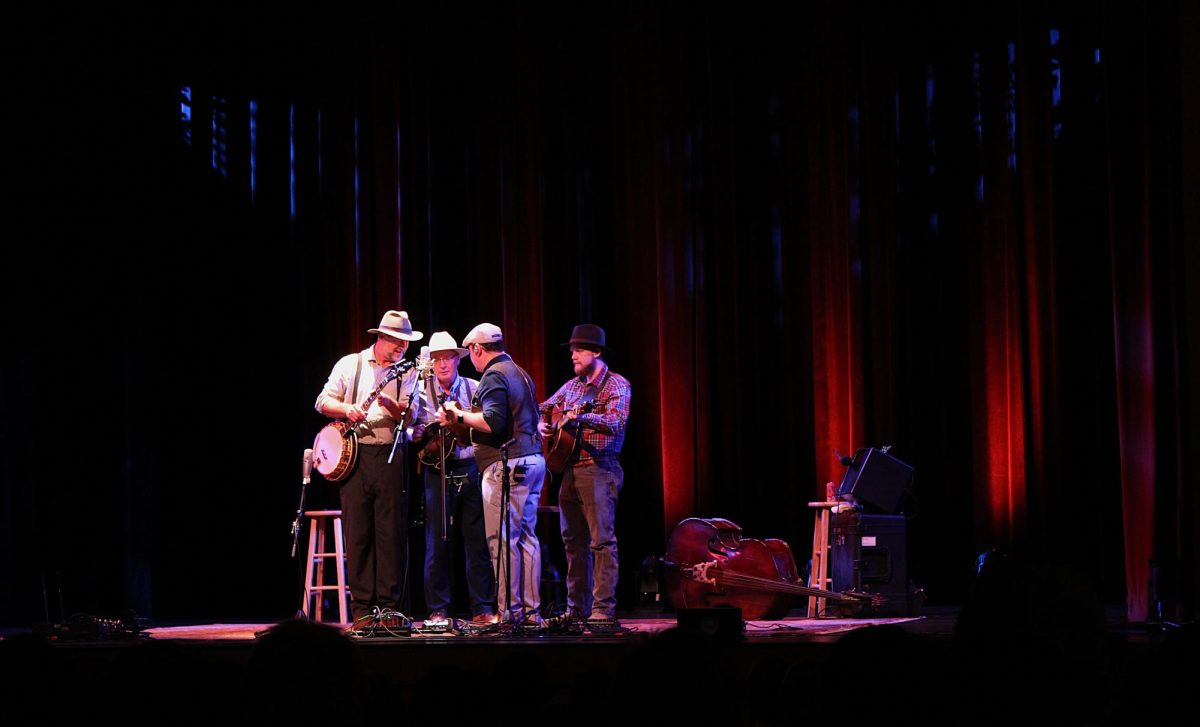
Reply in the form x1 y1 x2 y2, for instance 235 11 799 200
539 362 631 465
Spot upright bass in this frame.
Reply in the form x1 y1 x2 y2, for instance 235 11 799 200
665 517 881 619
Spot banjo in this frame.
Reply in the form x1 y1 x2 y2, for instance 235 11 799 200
312 358 416 482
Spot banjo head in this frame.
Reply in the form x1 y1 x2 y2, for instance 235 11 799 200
313 421 357 481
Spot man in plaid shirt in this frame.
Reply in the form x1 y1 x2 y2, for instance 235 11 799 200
538 324 631 632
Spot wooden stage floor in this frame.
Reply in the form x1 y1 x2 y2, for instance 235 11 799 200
141 612 929 642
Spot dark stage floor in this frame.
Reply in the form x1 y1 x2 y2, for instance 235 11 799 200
1 606 1193 725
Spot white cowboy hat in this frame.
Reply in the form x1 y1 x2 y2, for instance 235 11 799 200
427 330 469 358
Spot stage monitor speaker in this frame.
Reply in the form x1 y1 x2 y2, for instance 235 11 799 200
829 512 913 617
836 447 913 513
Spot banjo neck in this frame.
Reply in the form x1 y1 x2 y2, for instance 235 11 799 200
356 358 416 416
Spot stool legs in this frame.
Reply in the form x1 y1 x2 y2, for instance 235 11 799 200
303 518 319 619
808 503 834 618
314 523 327 621
301 511 350 624
333 515 348 624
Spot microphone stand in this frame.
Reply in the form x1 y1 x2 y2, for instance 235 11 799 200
436 387 449 543
439 428 449 542
499 441 512 621
494 438 532 625
290 480 309 561
390 363 422 464
278 449 313 631
384 361 419 616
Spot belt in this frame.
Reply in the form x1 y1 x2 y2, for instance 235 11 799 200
572 456 617 468
444 457 476 469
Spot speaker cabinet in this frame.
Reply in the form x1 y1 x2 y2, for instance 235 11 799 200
836 448 913 513
829 511 914 616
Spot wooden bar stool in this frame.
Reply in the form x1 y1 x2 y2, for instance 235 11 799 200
807 499 840 618
302 510 350 624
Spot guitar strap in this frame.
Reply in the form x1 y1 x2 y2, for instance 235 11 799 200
517 367 536 404
568 368 605 422
453 377 478 459
579 379 600 407
465 359 538 449
460 377 478 408
476 361 537 416
516 364 541 448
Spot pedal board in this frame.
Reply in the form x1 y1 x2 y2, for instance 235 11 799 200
33 615 148 640
414 619 454 635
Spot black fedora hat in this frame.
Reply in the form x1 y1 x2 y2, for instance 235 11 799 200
562 324 608 352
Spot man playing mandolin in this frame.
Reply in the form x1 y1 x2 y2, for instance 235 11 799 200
409 331 497 628
538 324 631 633
314 310 422 624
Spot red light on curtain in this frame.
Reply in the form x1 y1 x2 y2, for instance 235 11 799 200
981 313 1027 541
969 231 1029 547
809 233 864 493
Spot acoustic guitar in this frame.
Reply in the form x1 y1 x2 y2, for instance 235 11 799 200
544 401 594 475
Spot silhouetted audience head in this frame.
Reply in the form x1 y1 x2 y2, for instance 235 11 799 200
245 619 367 722
614 626 739 722
953 550 1109 724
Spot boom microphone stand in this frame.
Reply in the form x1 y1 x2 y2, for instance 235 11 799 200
291 448 314 561
264 448 313 635
498 441 512 621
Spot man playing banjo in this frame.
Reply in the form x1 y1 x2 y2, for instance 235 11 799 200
314 310 422 624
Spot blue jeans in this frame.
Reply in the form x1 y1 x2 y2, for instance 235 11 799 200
423 460 494 616
481 453 546 617
559 460 623 617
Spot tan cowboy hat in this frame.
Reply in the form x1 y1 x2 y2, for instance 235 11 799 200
462 322 503 346
427 330 469 357
367 310 423 341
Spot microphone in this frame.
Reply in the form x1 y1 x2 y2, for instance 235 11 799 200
421 345 430 359
391 359 416 373
302 448 313 484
